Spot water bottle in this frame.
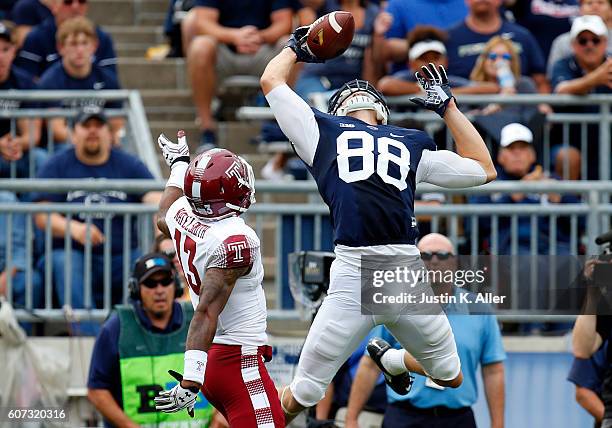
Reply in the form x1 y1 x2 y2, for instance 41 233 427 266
495 60 515 90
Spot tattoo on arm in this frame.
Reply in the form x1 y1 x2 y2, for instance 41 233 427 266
185 266 250 351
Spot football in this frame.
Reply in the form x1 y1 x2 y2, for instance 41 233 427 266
306 11 355 60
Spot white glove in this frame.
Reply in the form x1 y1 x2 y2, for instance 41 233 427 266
154 370 199 417
158 130 190 168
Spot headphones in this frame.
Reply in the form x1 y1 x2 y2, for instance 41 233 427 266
128 253 184 301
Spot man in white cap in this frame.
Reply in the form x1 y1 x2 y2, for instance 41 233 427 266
547 0 612 77
552 15 612 94
470 122 582 255
377 25 497 96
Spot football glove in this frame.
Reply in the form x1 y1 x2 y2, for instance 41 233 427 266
154 370 199 418
409 63 455 118
158 130 191 168
285 25 324 63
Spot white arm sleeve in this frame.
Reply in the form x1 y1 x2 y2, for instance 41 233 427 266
416 149 488 188
265 84 320 167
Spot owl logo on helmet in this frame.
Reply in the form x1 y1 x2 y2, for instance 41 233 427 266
327 79 390 125
183 149 256 220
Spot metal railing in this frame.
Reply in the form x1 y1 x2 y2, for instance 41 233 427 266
0 90 161 178
0 179 611 323
237 93 612 181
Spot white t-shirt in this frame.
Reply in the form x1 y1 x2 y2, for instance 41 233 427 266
165 196 267 346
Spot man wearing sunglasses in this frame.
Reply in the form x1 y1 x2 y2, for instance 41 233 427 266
15 0 116 78
547 0 612 78
553 15 612 94
87 252 214 427
346 233 506 428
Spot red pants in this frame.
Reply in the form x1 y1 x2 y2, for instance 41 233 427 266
202 344 285 428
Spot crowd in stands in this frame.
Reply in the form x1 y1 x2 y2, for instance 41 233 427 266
0 0 610 320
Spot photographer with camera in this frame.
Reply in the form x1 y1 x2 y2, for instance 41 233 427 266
572 230 612 428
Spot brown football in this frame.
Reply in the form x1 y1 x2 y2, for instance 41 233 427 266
306 11 355 60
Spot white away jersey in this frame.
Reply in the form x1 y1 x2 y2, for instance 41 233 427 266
165 196 267 346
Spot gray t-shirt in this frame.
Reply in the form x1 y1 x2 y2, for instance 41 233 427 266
547 29 612 77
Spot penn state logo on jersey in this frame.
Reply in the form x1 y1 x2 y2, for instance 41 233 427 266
307 110 436 247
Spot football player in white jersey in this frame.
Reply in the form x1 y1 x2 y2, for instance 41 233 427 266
153 131 285 427
260 24 497 423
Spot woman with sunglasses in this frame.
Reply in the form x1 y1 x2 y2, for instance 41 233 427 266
468 36 545 116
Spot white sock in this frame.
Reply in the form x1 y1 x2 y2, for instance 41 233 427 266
380 349 408 375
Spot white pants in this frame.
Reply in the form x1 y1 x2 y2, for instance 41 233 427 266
289 258 460 407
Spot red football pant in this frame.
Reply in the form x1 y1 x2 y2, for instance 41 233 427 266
202 344 285 428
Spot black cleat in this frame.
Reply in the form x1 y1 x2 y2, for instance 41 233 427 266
367 338 414 395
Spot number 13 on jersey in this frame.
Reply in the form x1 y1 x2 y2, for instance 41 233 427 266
336 130 411 191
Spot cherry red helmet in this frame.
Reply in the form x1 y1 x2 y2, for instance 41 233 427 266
183 148 255 220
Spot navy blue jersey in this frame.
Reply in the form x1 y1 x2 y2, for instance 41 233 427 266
15 17 117 78
0 66 38 137
38 61 122 109
10 0 52 26
307 109 436 247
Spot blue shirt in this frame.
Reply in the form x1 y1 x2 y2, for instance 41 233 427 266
385 0 467 40
446 20 546 79
87 302 184 426
568 342 609 395
334 329 387 412
371 291 506 408
0 66 38 137
33 147 154 254
194 0 291 30
307 109 436 247
16 17 117 78
301 4 378 89
510 0 578 61
551 56 612 94
37 61 122 109
10 0 52 26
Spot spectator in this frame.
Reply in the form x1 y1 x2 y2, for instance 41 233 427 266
152 233 189 301
181 0 292 148
9 0 52 47
553 145 582 180
384 0 468 64
38 16 123 144
32 106 160 318
506 0 580 62
467 35 549 127
0 22 45 303
345 233 506 428
0 22 43 178
87 252 214 427
548 0 612 77
446 0 550 93
15 0 116 78
470 123 582 255
568 342 608 427
377 25 499 96
295 0 385 98
551 15 610 180
552 15 611 94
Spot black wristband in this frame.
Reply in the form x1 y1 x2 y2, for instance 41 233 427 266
171 156 190 166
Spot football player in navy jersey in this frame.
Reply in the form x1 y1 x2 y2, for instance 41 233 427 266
261 23 498 423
